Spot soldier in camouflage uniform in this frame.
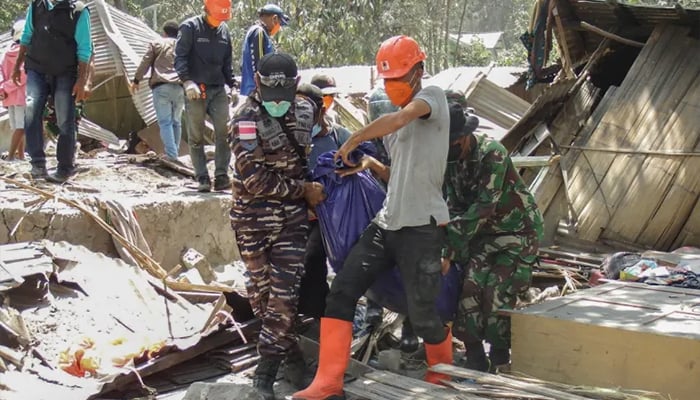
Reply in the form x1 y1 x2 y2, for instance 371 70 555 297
442 100 544 372
229 52 325 400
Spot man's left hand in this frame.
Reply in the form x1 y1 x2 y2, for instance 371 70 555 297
334 135 360 167
441 257 451 276
73 81 90 102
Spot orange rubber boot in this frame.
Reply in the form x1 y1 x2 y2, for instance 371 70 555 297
424 329 454 385
292 317 352 400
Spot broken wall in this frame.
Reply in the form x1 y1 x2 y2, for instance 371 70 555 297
0 195 240 269
564 25 700 250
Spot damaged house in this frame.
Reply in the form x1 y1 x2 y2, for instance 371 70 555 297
508 0 700 252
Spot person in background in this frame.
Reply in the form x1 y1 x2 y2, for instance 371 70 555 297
293 35 454 400
132 20 184 161
230 52 325 400
175 0 234 192
239 3 289 96
0 19 27 161
295 82 351 321
13 0 93 182
442 97 543 372
309 74 342 125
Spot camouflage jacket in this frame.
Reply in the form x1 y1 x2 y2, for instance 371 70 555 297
443 135 544 261
229 95 315 231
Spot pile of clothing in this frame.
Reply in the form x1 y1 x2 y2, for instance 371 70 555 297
601 249 700 290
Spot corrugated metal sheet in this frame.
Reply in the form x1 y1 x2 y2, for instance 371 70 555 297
79 117 120 145
500 78 576 152
463 72 532 131
426 66 525 91
0 0 158 141
92 0 159 125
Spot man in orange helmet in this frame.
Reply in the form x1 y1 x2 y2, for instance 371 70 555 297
175 0 234 192
293 35 453 400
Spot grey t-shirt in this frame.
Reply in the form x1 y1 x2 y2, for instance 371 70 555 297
374 85 450 230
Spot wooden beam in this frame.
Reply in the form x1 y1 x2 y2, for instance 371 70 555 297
511 155 560 168
430 364 593 400
579 22 645 48
552 3 576 78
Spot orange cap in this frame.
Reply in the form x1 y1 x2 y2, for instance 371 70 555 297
205 0 232 21
375 35 426 79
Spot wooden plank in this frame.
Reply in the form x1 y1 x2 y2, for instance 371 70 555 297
553 4 575 79
363 370 462 400
511 156 558 168
345 378 434 400
443 380 555 400
596 27 700 245
571 26 694 241
533 83 610 217
563 25 671 222
430 364 593 400
672 199 700 249
511 313 700 400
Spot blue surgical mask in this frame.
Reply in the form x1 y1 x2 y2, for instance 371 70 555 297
311 123 322 138
262 101 292 117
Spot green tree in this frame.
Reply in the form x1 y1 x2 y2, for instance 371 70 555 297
0 2 29 33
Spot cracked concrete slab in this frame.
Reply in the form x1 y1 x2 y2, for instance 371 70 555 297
0 156 240 268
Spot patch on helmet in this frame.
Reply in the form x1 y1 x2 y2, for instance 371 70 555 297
380 60 390 71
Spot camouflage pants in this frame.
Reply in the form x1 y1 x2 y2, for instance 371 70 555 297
453 233 539 350
234 212 309 357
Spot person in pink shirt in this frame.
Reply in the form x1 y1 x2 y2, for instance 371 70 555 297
0 19 27 161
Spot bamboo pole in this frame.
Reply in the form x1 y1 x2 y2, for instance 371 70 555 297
0 176 231 294
579 22 646 48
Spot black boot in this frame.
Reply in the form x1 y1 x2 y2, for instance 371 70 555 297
399 318 419 353
197 176 211 192
489 347 510 372
464 342 489 372
365 299 383 329
282 345 312 389
213 174 231 191
253 356 281 400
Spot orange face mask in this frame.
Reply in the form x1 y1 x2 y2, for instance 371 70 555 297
323 95 334 110
269 21 281 36
385 70 419 107
206 15 224 27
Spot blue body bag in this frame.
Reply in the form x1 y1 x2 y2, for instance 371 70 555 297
312 149 462 321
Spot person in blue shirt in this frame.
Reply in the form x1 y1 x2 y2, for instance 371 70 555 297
239 4 289 96
12 0 92 183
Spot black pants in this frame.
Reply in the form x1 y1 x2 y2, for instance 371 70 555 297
298 220 330 318
325 222 447 344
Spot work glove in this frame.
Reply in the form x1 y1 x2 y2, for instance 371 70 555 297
183 80 201 100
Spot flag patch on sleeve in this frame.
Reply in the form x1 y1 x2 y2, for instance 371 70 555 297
238 121 257 140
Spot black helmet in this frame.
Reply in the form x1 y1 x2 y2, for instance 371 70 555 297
367 87 399 122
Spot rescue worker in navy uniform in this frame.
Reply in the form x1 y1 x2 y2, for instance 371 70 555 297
229 52 325 400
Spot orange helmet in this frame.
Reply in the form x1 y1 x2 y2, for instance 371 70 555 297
375 35 426 79
205 0 232 21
